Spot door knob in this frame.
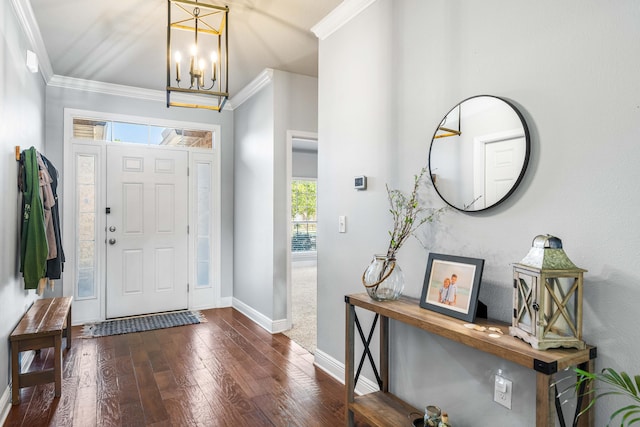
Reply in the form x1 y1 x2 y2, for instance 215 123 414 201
109 226 116 232
108 238 116 245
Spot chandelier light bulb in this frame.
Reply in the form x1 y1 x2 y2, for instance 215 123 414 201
174 51 182 82
210 51 217 82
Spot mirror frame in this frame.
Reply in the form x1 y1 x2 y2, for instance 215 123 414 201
428 95 531 212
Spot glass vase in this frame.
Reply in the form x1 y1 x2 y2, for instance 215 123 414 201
362 255 404 301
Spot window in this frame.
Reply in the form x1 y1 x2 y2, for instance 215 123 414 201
76 153 97 299
72 118 213 148
291 180 317 252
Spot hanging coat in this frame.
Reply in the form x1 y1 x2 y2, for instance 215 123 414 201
36 151 56 259
41 154 65 279
20 147 49 289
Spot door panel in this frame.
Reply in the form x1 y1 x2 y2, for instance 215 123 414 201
484 136 525 206
106 145 188 318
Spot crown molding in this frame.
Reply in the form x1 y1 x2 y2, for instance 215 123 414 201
48 75 163 101
228 68 274 109
48 71 273 111
10 0 54 82
311 0 378 40
48 75 236 111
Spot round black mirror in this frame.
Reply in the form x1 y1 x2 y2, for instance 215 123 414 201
428 95 530 212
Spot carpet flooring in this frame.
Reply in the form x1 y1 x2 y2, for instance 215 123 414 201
283 262 317 354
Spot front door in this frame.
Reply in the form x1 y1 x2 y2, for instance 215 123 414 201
105 145 189 318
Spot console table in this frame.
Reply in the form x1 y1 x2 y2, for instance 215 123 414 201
345 293 596 427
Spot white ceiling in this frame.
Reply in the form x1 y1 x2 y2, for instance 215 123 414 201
28 0 341 98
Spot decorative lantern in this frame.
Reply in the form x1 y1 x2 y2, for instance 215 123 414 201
509 235 587 350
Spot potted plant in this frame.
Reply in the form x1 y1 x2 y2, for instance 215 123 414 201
569 367 640 426
362 167 446 301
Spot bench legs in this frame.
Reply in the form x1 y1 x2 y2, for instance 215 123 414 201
54 334 62 398
11 333 66 405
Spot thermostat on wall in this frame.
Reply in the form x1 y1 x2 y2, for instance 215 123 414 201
354 175 367 190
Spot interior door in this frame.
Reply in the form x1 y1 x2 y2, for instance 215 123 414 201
483 136 525 207
105 145 188 318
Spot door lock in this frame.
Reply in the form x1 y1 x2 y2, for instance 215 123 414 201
109 226 116 232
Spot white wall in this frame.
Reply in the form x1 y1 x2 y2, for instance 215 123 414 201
43 85 236 300
292 150 318 179
0 0 47 409
233 69 318 326
316 0 640 425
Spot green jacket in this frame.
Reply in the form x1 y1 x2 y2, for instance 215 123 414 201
20 147 49 289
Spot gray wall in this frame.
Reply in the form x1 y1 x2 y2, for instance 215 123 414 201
316 0 640 425
234 70 318 323
234 82 276 317
43 85 236 301
0 0 47 403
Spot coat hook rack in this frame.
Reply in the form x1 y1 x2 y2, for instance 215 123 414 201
15 146 21 161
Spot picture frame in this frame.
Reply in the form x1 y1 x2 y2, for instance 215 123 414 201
420 253 485 322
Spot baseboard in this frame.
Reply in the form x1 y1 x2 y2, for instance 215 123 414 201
271 318 289 333
0 350 35 423
231 297 287 334
0 383 10 426
314 348 379 395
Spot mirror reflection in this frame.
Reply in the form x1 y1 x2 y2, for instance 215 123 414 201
428 95 530 212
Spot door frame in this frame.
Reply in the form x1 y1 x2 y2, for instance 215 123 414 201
285 130 318 330
473 128 525 210
62 108 221 324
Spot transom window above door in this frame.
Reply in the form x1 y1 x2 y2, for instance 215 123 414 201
72 118 213 148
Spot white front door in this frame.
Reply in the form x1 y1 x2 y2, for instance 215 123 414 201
105 145 189 318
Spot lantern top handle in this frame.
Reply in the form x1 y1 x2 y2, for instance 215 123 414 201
532 234 563 249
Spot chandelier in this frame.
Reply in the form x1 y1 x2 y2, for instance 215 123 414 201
166 0 229 111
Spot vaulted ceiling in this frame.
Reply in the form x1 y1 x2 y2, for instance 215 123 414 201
27 0 341 99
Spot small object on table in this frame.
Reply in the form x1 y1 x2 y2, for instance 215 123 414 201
424 405 441 426
438 412 452 427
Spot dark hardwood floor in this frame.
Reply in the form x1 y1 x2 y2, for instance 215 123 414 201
4 307 360 427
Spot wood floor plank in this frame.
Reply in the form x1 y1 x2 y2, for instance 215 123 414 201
4 308 353 427
48 376 78 427
96 396 120 427
134 360 170 424
117 373 141 405
119 401 146 426
72 385 97 427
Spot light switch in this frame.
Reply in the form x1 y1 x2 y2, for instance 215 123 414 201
338 216 346 233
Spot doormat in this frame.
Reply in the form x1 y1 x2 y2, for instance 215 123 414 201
81 310 205 338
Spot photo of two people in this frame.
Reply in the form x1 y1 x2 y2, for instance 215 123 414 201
427 265 473 314
420 253 485 322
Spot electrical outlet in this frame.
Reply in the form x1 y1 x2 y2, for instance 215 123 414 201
494 373 512 409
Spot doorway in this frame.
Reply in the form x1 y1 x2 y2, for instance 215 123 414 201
62 109 221 324
284 131 318 353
